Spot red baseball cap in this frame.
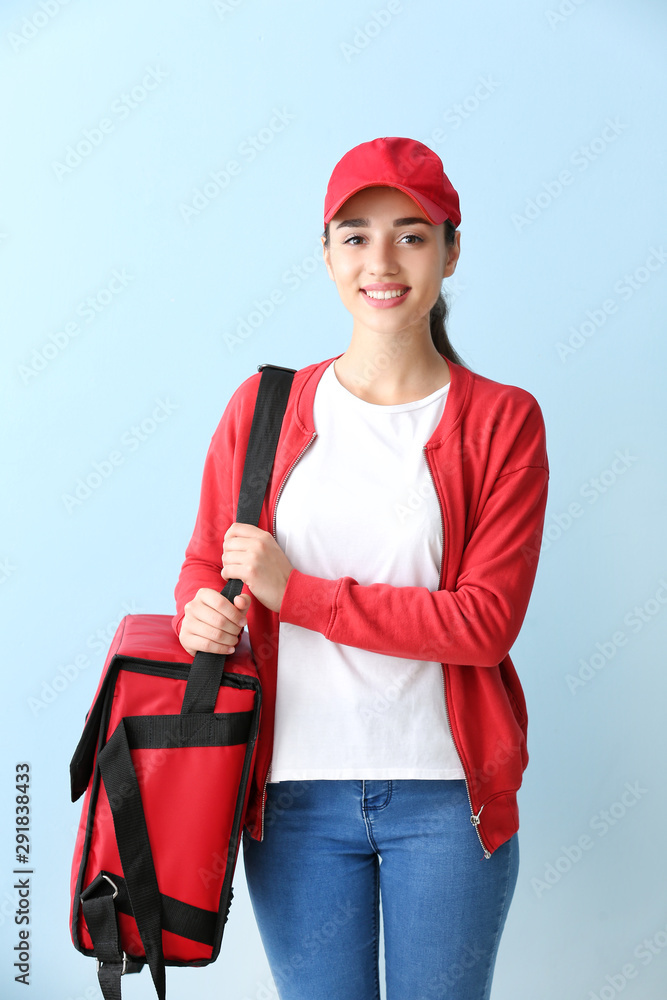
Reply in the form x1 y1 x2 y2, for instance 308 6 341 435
323 136 461 230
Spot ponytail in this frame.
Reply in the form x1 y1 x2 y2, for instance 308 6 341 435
429 219 469 368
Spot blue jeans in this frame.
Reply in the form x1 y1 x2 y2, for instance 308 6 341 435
242 779 519 1000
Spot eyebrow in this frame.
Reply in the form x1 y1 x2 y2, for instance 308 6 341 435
334 216 433 230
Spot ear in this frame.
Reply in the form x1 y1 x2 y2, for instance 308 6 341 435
443 229 461 279
321 235 335 281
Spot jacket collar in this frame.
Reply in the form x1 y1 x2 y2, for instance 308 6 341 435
294 352 473 449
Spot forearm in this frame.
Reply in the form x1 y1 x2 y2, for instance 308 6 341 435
279 464 549 667
279 570 519 667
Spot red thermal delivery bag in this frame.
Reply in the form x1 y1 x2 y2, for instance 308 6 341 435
68 364 296 1000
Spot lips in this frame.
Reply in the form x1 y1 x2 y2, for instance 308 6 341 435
361 283 410 292
360 284 411 308
362 283 410 300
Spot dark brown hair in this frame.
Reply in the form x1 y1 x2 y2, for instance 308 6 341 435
322 217 469 369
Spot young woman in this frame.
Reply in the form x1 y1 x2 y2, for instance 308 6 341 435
173 136 549 1000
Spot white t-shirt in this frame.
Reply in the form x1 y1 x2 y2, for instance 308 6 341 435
268 359 465 782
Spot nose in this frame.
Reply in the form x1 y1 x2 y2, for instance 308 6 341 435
365 234 399 278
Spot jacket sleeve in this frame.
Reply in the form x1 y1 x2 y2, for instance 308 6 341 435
171 383 246 638
278 455 549 669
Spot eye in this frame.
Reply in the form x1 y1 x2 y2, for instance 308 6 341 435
342 232 425 246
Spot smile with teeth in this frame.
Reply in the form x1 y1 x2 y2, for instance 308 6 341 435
362 288 409 300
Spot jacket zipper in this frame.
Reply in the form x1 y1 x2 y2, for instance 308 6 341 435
423 446 492 860
258 430 318 841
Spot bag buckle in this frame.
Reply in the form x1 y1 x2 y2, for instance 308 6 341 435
96 952 128 976
100 873 119 900
256 363 297 374
92 874 127 974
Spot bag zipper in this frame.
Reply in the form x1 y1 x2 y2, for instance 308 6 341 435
258 431 318 840
423 446 492 860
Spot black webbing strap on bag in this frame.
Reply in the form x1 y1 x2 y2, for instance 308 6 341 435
92 720 166 1000
80 872 139 1000
80 363 296 1000
81 712 250 998
181 363 296 714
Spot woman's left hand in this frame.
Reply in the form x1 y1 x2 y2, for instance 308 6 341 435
221 523 294 613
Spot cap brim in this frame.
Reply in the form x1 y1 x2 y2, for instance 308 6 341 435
324 182 452 227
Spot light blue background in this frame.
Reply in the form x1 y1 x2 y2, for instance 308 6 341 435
1 1 666 998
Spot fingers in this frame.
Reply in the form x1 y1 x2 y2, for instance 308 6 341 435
234 593 252 618
192 588 248 629
179 615 240 656
188 616 238 646
179 630 235 657
178 588 252 658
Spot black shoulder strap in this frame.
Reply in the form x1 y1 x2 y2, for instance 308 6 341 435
180 363 296 714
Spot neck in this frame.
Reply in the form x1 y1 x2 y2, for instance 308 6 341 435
333 330 450 406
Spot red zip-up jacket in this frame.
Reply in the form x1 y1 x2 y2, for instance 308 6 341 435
173 353 549 858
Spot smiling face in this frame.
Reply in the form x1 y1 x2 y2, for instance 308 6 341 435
322 185 460 342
